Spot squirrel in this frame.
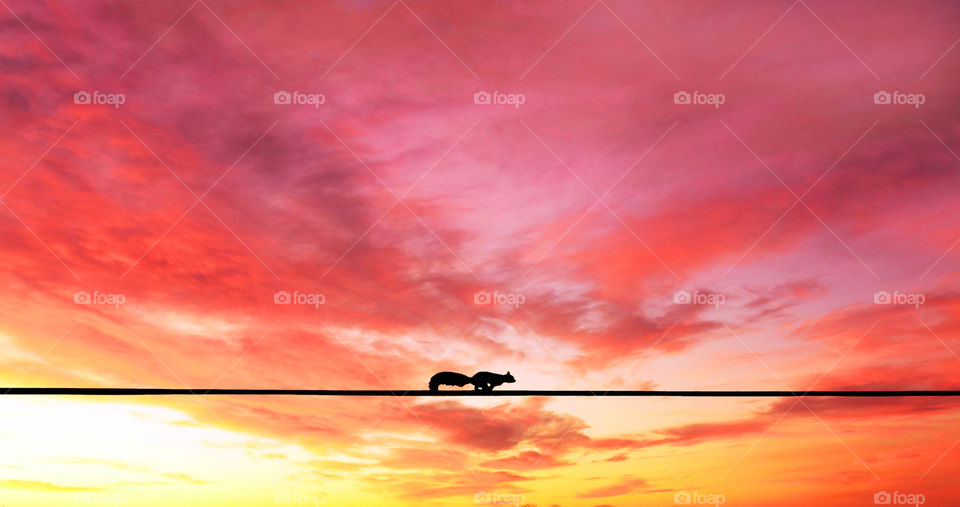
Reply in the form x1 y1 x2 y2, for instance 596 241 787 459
470 371 515 391
428 371 515 391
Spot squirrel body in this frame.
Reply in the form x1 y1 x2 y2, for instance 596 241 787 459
428 371 516 391
429 371 474 391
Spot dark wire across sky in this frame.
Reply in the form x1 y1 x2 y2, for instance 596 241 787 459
3 388 960 397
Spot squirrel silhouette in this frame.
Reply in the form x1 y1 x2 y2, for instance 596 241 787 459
470 371 515 391
428 371 515 391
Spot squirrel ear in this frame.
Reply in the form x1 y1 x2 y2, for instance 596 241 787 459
506 371 510 374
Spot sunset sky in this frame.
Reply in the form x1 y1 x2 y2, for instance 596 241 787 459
2 0 960 505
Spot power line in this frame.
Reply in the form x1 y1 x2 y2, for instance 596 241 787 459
3 388 960 397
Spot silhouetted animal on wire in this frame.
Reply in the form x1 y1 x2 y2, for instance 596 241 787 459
470 371 515 391
429 371 474 391
428 371 516 391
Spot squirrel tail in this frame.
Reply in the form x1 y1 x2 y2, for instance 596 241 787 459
429 379 439 391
